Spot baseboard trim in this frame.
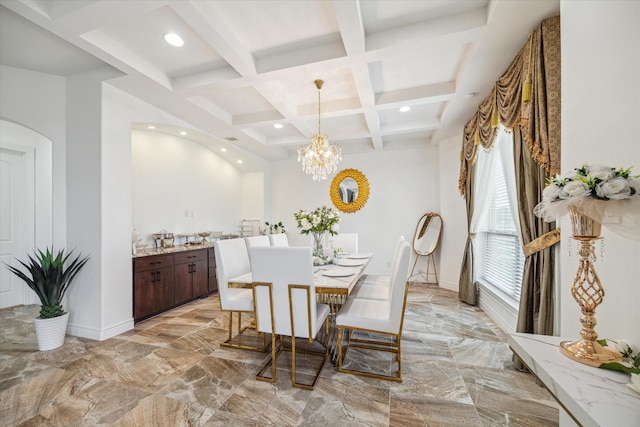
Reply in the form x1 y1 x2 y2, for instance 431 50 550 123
438 280 458 292
67 318 134 341
478 284 517 335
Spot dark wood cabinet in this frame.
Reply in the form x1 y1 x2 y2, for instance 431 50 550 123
174 249 207 303
133 254 175 321
133 247 215 322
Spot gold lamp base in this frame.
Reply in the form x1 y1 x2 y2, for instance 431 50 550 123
560 339 621 367
562 208 623 368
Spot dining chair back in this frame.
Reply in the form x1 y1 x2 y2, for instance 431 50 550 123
214 238 267 351
354 235 405 289
329 233 358 254
268 233 289 247
250 246 329 389
244 235 271 249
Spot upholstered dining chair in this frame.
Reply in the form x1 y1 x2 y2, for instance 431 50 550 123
244 235 271 249
328 232 358 254
336 239 411 381
355 235 405 289
349 236 409 301
250 246 330 389
268 233 289 247
213 238 268 352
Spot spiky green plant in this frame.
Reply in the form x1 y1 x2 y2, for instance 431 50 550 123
5 247 90 318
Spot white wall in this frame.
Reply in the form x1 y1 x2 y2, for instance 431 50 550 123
132 129 244 244
560 1 640 344
0 65 67 248
269 147 440 275
438 134 468 291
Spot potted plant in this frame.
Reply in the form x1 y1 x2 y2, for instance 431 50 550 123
5 247 90 351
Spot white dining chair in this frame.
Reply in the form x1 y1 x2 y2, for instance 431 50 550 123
213 238 268 351
355 235 405 288
245 235 273 269
268 233 289 247
336 239 411 381
250 246 330 389
349 236 408 301
244 235 271 249
328 233 358 254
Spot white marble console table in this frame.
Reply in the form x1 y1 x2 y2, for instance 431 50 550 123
508 333 639 427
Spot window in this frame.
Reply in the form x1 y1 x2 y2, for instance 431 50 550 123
478 152 525 301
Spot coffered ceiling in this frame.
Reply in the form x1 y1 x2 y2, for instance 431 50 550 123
0 0 559 163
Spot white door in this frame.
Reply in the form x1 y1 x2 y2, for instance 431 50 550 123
0 120 52 309
0 147 28 308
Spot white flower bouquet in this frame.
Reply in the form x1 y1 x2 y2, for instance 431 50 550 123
293 206 340 236
534 164 640 239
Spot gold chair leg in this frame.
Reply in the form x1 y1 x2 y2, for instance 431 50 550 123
337 327 403 382
221 311 269 352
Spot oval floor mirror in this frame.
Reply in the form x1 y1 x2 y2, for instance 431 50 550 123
410 212 442 284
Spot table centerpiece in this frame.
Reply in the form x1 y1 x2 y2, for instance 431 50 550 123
534 163 640 367
294 206 340 264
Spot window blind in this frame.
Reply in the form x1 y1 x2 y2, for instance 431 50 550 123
480 153 525 301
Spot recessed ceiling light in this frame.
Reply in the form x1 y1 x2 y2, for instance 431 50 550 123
147 125 156 130
237 160 243 164
164 33 184 47
273 123 283 129
399 106 411 113
179 131 187 136
221 148 227 152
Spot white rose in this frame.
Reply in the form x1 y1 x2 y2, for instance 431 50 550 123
627 177 640 195
542 183 562 201
300 218 312 231
558 180 590 199
587 164 615 181
312 215 320 226
628 374 640 394
595 177 632 200
559 170 579 181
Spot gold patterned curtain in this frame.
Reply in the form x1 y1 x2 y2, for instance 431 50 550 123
459 16 561 197
458 15 561 322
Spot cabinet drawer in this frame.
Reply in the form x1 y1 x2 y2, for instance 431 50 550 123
134 254 175 272
174 249 207 265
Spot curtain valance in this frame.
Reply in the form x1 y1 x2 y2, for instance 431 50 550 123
459 16 561 197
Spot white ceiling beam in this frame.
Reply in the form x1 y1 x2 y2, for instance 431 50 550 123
170 0 257 78
332 0 365 56
366 7 488 52
376 81 457 107
380 119 440 135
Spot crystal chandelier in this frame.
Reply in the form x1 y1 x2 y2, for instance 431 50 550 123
297 79 342 180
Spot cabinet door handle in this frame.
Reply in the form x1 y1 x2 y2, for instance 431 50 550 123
150 261 160 265
150 271 156 282
187 255 196 259
156 271 161 281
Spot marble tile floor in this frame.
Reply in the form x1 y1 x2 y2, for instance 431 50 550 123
0 284 559 426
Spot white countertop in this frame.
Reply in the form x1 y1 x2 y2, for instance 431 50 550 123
508 333 640 427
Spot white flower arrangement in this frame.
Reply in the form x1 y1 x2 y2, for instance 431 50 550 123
293 206 340 236
598 339 640 394
534 163 640 239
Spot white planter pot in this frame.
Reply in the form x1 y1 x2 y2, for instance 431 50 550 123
33 312 69 351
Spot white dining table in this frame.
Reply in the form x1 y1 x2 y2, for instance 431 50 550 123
228 252 372 295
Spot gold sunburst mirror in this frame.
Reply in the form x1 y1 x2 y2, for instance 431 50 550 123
330 168 370 213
